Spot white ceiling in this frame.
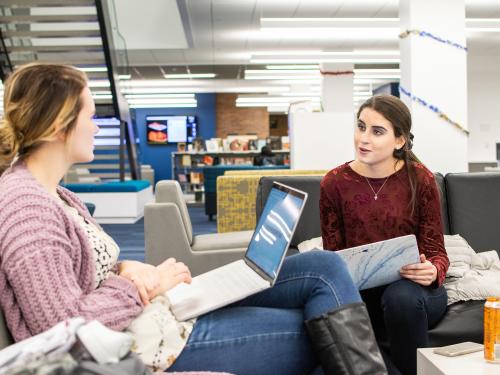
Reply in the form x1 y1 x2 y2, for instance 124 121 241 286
114 0 500 70
108 0 500 112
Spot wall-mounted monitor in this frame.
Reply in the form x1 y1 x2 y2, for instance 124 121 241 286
146 115 198 144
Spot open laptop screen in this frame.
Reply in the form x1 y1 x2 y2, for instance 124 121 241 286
246 185 306 279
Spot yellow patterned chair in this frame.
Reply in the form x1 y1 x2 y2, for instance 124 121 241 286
216 170 327 232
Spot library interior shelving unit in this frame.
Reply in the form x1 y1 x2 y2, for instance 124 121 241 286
171 150 290 202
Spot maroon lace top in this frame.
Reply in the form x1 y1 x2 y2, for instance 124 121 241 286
320 161 449 287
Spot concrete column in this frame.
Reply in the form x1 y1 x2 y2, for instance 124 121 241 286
320 63 354 113
399 0 468 173
289 63 355 170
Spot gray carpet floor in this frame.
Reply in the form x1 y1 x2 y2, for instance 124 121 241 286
101 205 217 262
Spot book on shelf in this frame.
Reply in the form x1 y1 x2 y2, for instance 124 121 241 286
190 171 202 184
177 173 187 183
181 154 192 167
281 136 290 150
203 155 214 166
205 139 219 152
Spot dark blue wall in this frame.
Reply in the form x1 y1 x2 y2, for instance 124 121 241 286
133 93 216 182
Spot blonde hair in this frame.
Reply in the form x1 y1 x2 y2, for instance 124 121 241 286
0 63 87 174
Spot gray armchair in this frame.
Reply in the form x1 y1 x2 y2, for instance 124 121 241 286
144 180 252 276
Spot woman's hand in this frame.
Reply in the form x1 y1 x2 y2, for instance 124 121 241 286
154 258 192 294
119 260 162 305
399 254 437 286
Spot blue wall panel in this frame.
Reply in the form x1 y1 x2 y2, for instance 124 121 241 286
132 93 216 182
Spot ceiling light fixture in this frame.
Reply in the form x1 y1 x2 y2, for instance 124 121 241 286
266 65 319 70
163 73 216 79
87 80 111 88
257 17 500 37
124 93 195 99
127 98 197 105
77 66 107 73
251 58 400 64
129 103 197 108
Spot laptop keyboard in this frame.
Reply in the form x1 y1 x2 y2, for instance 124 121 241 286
194 260 268 299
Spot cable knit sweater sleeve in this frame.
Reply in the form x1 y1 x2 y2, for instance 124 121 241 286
0 165 143 341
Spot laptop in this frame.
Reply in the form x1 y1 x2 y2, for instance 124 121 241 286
166 182 308 321
336 234 420 290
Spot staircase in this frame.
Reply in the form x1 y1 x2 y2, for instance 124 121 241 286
0 0 140 181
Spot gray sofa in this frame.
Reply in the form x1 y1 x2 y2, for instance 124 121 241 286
256 173 500 347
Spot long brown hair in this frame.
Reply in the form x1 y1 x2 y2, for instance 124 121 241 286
357 94 420 214
0 63 87 175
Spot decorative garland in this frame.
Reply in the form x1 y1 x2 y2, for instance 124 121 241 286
320 70 354 76
399 29 467 52
399 85 469 135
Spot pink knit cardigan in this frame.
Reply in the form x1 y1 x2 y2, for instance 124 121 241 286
0 161 144 342
0 162 234 375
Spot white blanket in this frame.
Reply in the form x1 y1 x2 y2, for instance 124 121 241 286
443 234 500 305
297 234 500 305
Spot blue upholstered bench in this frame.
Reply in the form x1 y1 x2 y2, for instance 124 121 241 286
64 180 150 193
63 180 153 224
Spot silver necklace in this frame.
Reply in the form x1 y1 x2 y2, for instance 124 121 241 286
364 176 390 201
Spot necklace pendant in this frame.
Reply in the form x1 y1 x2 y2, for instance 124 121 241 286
374 195 378 200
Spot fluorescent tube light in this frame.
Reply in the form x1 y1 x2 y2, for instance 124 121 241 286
266 65 319 70
78 66 107 73
251 58 400 64
254 51 399 57
163 73 216 79
129 104 197 108
246 69 319 76
127 99 197 105
118 74 131 80
88 80 110 88
92 94 112 100
466 28 500 32
245 75 320 80
260 17 500 34
124 93 195 99
237 97 320 104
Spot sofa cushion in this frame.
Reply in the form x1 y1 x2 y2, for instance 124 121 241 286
446 172 500 254
191 230 253 252
257 176 323 247
433 173 450 235
257 174 449 248
428 300 484 346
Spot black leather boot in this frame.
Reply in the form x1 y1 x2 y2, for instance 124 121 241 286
305 302 388 375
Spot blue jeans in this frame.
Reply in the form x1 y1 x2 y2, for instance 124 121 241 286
167 251 361 375
361 279 448 375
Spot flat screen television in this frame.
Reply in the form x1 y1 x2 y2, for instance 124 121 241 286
146 115 198 144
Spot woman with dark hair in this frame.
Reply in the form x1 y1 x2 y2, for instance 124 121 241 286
319 95 449 375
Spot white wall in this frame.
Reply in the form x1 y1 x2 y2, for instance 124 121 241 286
289 112 355 170
467 54 500 163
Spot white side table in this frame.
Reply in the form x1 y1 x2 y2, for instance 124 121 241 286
417 347 499 375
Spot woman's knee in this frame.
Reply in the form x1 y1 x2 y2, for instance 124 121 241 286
381 279 426 317
298 251 350 276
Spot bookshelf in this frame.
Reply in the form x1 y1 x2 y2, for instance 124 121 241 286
171 150 290 197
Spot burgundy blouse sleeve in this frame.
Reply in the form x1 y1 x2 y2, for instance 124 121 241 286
320 176 346 251
417 173 450 287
